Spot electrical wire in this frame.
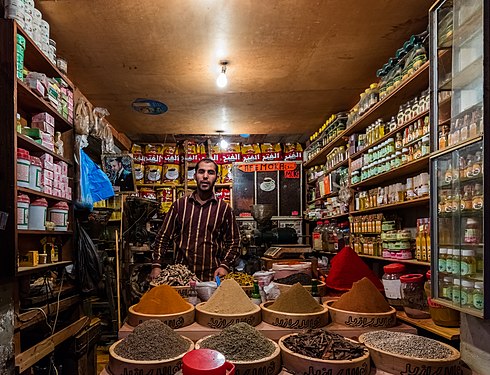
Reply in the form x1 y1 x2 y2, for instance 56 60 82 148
51 268 65 335
19 307 53 332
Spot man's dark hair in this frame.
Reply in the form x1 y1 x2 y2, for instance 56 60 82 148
195 158 219 173
109 157 123 164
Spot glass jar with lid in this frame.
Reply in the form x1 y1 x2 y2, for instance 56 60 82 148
446 248 453 274
438 248 448 273
400 274 430 318
461 279 474 308
464 218 481 244
401 148 409 164
460 249 476 276
425 270 460 327
442 276 453 300
473 282 484 310
382 263 406 309
452 278 462 305
397 104 405 126
452 249 461 275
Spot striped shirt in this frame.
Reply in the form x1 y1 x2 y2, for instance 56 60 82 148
152 191 240 281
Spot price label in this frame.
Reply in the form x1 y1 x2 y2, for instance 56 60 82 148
284 170 300 179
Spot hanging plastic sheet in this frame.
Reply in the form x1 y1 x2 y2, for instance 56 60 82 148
79 149 114 208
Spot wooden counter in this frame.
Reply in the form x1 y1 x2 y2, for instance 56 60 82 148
118 320 417 341
396 311 460 341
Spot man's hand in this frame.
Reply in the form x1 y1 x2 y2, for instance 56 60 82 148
150 267 162 280
214 267 229 278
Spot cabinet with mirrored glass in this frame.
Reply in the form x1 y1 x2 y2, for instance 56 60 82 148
429 0 488 318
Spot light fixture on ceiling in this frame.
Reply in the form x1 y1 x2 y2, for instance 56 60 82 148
216 61 228 88
216 130 229 149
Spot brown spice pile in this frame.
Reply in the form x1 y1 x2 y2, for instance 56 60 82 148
114 320 189 360
268 283 323 313
133 285 190 314
332 277 391 313
201 279 256 314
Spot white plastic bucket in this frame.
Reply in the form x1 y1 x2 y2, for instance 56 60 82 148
28 198 48 230
29 156 42 191
17 194 30 229
48 202 69 231
17 148 30 188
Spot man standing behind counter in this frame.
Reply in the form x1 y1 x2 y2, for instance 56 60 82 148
151 158 240 281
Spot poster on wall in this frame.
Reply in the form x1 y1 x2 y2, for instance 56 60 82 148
102 154 137 193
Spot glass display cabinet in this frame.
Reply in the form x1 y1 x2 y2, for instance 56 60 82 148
429 0 488 317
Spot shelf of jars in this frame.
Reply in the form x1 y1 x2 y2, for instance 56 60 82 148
358 254 430 266
17 186 72 203
351 196 430 215
306 191 339 205
17 260 72 276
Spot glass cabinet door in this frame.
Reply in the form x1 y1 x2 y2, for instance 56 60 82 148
430 0 486 318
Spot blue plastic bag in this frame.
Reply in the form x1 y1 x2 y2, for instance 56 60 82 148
79 149 114 207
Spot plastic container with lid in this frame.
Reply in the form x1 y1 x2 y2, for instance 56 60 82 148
438 248 448 273
425 271 460 327
473 282 484 310
29 156 43 191
17 148 31 188
28 198 48 230
460 249 476 276
400 273 430 319
382 263 406 309
47 201 69 231
461 279 474 307
17 194 30 229
178 349 235 375
451 249 461 275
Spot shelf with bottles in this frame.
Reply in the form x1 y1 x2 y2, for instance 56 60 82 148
359 254 430 266
306 164 348 204
353 172 430 212
311 218 350 253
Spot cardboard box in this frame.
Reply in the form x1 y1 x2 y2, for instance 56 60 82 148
19 251 39 267
56 161 68 175
53 188 62 197
44 169 54 180
40 153 54 164
54 164 62 175
42 160 54 171
43 186 52 195
42 175 53 187
32 113 55 126
31 120 55 135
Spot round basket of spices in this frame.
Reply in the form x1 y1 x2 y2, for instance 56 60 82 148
358 330 461 374
108 320 194 375
261 283 328 329
195 279 262 328
279 330 370 374
325 277 397 328
195 322 282 375
127 285 195 328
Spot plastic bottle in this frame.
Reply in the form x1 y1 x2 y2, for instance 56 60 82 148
311 279 321 303
312 221 324 251
251 281 262 305
188 281 198 306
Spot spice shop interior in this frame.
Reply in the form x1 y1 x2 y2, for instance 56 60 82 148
1 0 489 374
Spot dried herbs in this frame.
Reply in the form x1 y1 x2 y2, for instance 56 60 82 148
200 322 275 361
153 264 199 286
114 320 189 361
283 329 367 360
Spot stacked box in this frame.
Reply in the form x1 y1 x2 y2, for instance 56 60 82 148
55 161 71 199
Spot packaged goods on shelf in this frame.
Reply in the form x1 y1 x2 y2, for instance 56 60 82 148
241 143 261 162
304 112 347 162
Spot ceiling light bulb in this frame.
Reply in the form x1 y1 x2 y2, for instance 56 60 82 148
220 138 229 149
216 71 227 88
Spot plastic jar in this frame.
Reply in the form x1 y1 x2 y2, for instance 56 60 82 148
382 263 406 309
400 274 430 318
438 248 448 273
452 278 461 305
47 201 69 231
17 194 30 229
28 198 48 230
473 282 484 310
17 148 31 188
460 249 476 276
461 279 474 307
29 156 43 191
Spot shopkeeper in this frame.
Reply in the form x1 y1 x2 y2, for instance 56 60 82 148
151 158 240 281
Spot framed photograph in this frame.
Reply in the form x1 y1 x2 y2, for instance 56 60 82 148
101 154 137 193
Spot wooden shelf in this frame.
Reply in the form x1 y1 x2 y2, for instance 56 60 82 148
17 186 72 203
304 133 348 168
305 212 350 222
439 57 482 91
136 183 233 188
17 133 73 166
345 60 430 137
350 109 429 160
307 191 339 205
396 311 460 341
323 159 349 175
17 260 73 275
359 254 430 266
17 79 72 132
351 155 429 188
16 21 74 88
18 230 73 235
351 196 430 215
430 135 482 159
431 298 483 319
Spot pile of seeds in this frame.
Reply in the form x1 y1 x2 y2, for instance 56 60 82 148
114 320 189 361
275 272 312 285
153 264 199 286
361 331 453 359
283 329 366 360
201 279 256 314
200 322 275 361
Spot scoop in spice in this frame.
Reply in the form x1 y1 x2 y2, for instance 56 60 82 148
332 277 392 313
200 322 275 361
201 278 256 314
114 320 189 361
268 282 323 313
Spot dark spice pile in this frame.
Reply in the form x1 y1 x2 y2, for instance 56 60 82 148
269 283 323 314
283 329 367 360
332 277 392 313
275 272 312 285
200 322 275 361
114 320 189 361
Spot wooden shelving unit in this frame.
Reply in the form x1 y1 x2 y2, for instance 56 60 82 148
396 311 460 341
17 133 73 166
17 260 73 275
350 196 430 215
17 186 72 203
359 254 430 266
307 191 339 205
18 229 73 235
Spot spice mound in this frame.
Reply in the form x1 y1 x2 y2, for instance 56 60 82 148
361 331 453 359
200 279 256 314
332 277 392 313
275 272 312 285
114 320 189 361
283 329 367 360
133 285 190 315
269 282 323 314
153 264 199 286
224 272 254 286
200 322 275 361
